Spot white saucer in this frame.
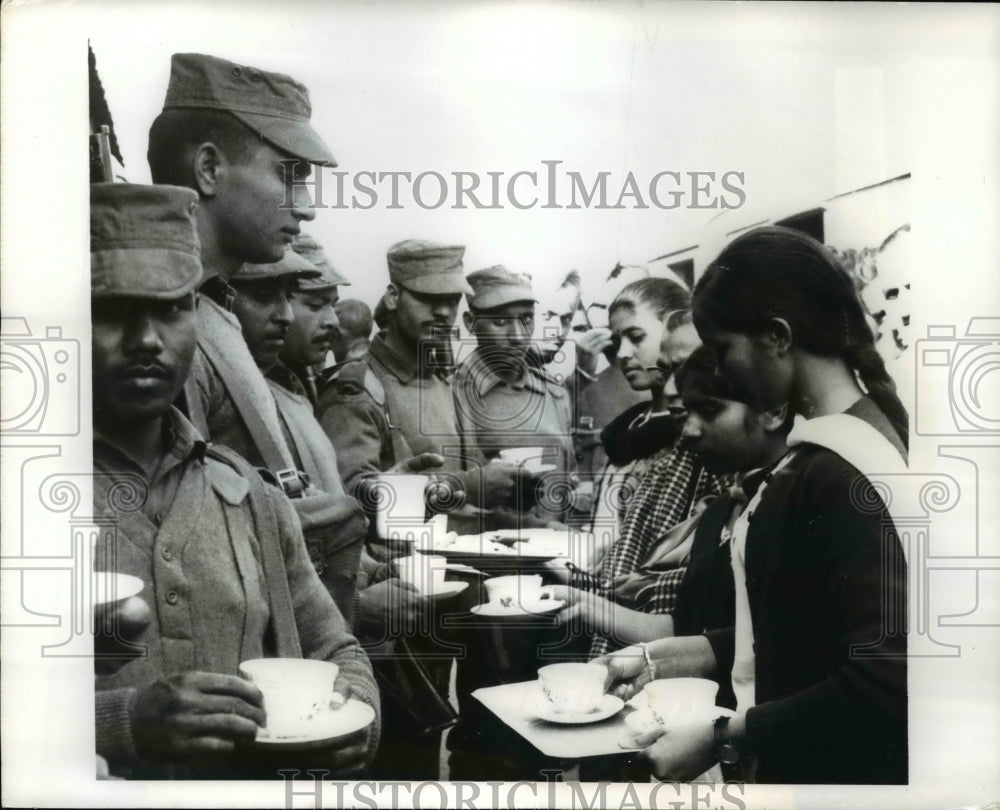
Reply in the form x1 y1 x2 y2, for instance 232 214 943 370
523 463 557 476
470 598 565 618
93 572 144 606
531 693 625 724
623 705 736 735
252 699 376 751
418 581 469 600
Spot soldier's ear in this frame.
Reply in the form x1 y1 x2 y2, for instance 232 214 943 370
462 310 474 333
384 284 400 312
192 142 223 197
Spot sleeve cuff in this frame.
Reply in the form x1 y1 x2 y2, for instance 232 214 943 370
95 687 139 767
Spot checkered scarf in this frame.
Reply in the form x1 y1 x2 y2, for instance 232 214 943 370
572 445 733 658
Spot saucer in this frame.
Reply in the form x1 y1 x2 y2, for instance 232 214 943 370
418 581 468 600
93 572 144 606
531 693 625 724
469 598 565 618
623 705 735 735
523 463 557 476
252 699 376 751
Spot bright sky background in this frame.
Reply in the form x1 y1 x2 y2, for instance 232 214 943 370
88 1 943 310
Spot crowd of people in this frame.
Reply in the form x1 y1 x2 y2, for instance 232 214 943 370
92 52 909 785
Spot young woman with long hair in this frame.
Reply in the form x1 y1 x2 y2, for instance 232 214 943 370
598 226 908 785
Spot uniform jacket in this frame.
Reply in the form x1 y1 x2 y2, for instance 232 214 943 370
317 333 463 496
452 347 576 474
93 409 379 778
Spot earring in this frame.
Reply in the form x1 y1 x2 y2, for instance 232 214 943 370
764 401 790 430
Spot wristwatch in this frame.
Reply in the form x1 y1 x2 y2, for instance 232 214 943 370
714 715 740 765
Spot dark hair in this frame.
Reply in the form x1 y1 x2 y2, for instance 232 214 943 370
335 299 374 341
693 225 909 449
674 344 740 403
608 276 690 322
148 108 263 187
676 344 795 438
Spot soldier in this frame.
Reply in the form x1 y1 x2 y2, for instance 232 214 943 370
91 182 378 780
318 239 520 519
280 233 350 404
317 239 528 780
233 242 421 632
454 265 578 522
209 249 363 622
146 53 367 598
446 266 585 780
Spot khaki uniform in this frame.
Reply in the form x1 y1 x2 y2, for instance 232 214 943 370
94 409 379 778
266 364 368 621
453 346 576 474
318 333 464 495
89 180 375 780
316 239 474 780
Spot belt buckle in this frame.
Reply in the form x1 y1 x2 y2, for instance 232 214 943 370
276 467 308 499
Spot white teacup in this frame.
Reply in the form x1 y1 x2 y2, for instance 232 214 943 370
373 474 429 542
394 554 447 595
498 447 545 468
422 514 448 549
538 662 607 714
239 659 340 737
642 677 719 727
484 574 543 606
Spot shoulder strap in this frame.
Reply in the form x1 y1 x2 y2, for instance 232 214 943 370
336 359 412 466
334 359 387 406
182 376 210 437
198 335 295 474
206 445 302 658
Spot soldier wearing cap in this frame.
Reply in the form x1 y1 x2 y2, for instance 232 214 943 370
276 233 352 406
147 52 328 481
318 239 520 510
144 54 373 612
241 238 419 633
454 265 576 489
445 265 581 781
225 247 322 374
207 247 365 622
317 239 526 781
90 183 378 779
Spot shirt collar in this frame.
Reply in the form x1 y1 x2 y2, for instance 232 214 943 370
94 406 207 482
369 333 418 384
267 361 308 397
465 347 541 397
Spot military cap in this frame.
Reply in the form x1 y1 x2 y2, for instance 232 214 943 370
292 233 350 289
234 248 322 282
465 265 537 310
91 182 202 300
162 53 336 165
387 239 473 295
